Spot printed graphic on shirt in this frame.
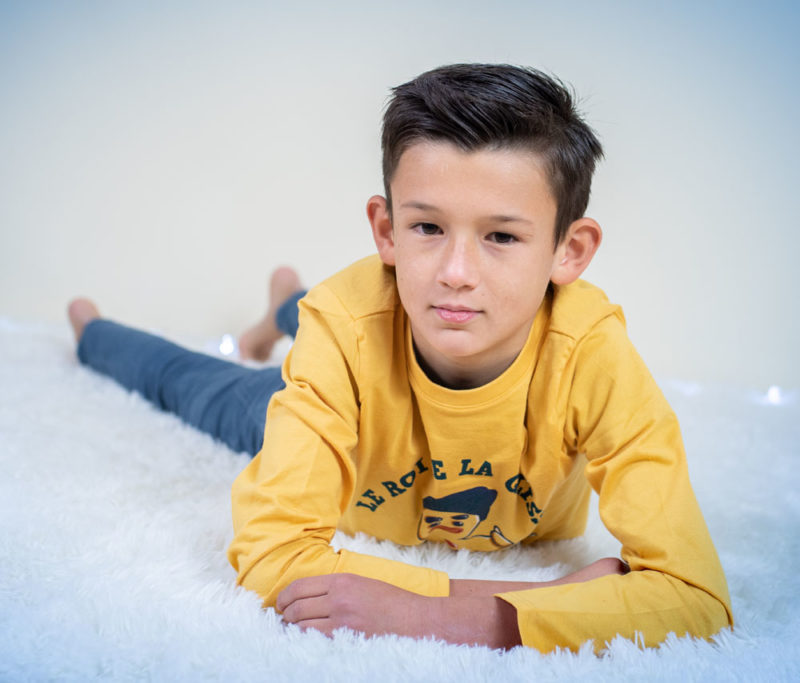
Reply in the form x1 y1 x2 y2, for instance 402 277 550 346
354 459 543 524
352 458 545 548
417 486 512 549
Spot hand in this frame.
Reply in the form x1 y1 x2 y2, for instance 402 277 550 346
276 573 430 639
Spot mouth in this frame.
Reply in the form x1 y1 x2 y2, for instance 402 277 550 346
430 525 464 534
433 305 480 324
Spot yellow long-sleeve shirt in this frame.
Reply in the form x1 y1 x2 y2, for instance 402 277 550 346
228 255 732 652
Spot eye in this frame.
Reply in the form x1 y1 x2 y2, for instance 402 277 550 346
413 222 441 236
487 231 517 244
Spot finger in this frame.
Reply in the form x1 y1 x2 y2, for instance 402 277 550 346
293 618 335 637
276 575 332 611
281 594 331 625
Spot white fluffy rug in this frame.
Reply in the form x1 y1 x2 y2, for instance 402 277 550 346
1 318 798 682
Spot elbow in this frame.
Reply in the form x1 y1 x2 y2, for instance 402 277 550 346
688 582 734 641
649 572 733 645
227 543 282 608
228 536 338 609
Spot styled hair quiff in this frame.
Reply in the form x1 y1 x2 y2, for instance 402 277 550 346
381 64 603 246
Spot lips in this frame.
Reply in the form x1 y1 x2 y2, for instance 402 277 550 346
434 305 480 324
430 525 464 534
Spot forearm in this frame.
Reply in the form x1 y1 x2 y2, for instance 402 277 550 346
498 569 732 652
427 596 522 649
449 556 628 597
446 559 729 653
441 557 628 649
235 538 450 606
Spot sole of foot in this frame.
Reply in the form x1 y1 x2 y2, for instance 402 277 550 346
238 266 303 362
68 298 101 342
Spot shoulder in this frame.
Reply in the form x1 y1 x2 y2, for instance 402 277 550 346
551 284 673 453
548 279 625 343
292 256 401 371
302 255 400 321
544 279 643 391
550 282 669 435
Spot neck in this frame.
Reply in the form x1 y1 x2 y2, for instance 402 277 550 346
412 344 517 390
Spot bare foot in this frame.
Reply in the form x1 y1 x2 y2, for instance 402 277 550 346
239 266 303 361
67 298 101 343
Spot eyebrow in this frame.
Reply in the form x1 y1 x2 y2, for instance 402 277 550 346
399 201 533 225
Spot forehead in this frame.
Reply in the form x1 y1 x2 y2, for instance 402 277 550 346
390 141 556 216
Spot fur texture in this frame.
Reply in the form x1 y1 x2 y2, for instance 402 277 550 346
1 319 798 681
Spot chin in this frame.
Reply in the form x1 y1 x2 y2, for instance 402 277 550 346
428 331 477 353
435 344 487 367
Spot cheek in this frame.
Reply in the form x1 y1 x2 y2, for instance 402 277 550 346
521 258 555 293
394 264 424 307
495 272 550 317
394 269 411 298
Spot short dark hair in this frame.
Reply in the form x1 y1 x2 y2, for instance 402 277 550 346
381 63 603 246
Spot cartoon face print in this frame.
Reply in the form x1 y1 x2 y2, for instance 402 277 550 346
417 486 498 549
419 510 482 545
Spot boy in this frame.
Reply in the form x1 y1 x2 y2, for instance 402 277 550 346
69 64 732 652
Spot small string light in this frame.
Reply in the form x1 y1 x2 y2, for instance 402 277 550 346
765 385 783 406
218 334 236 357
753 384 798 406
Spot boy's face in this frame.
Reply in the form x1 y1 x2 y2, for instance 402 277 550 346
372 141 567 388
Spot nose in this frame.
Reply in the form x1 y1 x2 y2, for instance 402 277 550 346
437 236 480 290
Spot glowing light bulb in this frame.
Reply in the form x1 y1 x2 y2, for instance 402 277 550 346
219 334 236 357
765 385 782 405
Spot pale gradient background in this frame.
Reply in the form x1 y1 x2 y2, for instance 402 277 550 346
1 1 797 389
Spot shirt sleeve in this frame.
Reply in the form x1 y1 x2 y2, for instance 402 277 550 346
227 286 450 607
497 316 733 652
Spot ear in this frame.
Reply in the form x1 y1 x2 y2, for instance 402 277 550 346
550 218 602 286
367 195 396 266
